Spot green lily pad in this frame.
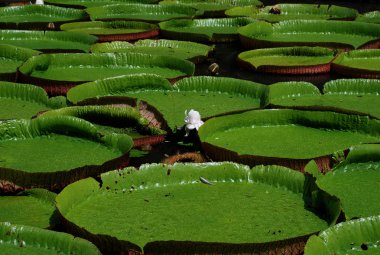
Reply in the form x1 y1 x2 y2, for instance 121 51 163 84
0 5 87 29
0 81 66 120
57 162 337 253
238 46 335 74
0 30 97 53
0 189 57 228
238 20 380 49
60 21 159 42
45 0 158 8
304 215 380 255
67 74 267 130
91 39 214 63
0 44 40 81
18 53 195 92
159 17 255 42
0 222 101 255
332 49 380 78
87 3 203 23
198 109 380 170
268 79 380 119
315 144 380 220
159 0 262 17
226 4 357 22
356 11 380 24
0 116 133 189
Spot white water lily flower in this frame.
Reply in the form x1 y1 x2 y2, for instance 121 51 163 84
184 109 204 136
35 0 44 4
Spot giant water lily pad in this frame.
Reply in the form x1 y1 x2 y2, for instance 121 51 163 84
0 81 66 120
0 5 87 30
0 116 133 189
198 109 380 171
0 222 101 255
313 145 380 220
0 44 39 81
87 4 203 23
226 4 357 22
160 17 255 42
356 11 380 24
332 49 380 78
0 189 56 228
41 105 167 147
238 46 335 74
18 53 195 95
159 0 262 17
91 39 214 63
268 79 380 119
45 0 158 8
238 20 380 49
60 21 159 42
56 162 338 254
0 30 97 53
67 74 267 130
304 215 380 255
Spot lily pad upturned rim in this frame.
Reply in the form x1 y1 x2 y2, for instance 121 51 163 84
60 20 159 42
0 115 133 190
0 222 101 255
355 11 380 24
18 52 195 96
238 20 380 50
198 109 380 172
159 17 256 42
56 162 337 254
44 0 159 9
332 49 380 79
238 46 335 75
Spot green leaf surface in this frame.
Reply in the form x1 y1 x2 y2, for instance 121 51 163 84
0 81 66 120
61 20 157 35
226 4 357 22
87 3 202 22
18 52 195 82
57 162 329 250
45 0 158 8
0 30 96 52
238 20 380 49
0 5 86 23
67 74 266 130
199 109 380 159
0 189 57 229
91 39 214 61
0 222 101 255
304 216 380 255
0 44 40 74
356 11 380 24
238 46 334 69
159 17 255 42
333 49 380 71
268 79 380 119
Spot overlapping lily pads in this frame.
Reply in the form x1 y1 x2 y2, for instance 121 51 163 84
226 4 357 22
87 3 203 23
67 74 267 130
304 215 380 254
0 5 87 30
60 21 159 42
267 79 380 119
91 39 214 63
238 46 335 74
238 20 380 49
0 44 40 81
0 30 97 53
0 222 101 255
18 53 195 95
198 109 380 171
57 162 338 254
356 11 380 24
0 81 66 120
160 17 255 42
45 0 158 8
332 49 380 78
159 0 263 17
0 116 133 190
0 189 57 228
